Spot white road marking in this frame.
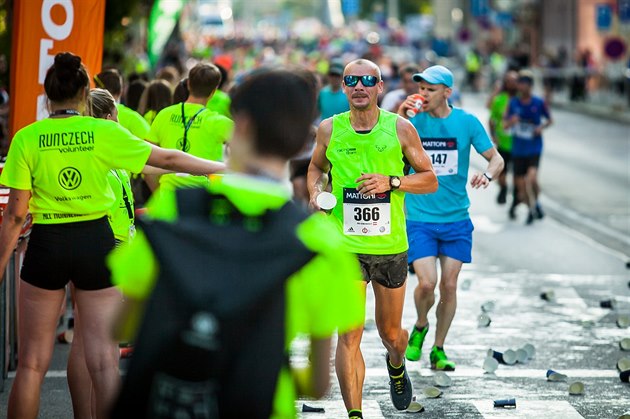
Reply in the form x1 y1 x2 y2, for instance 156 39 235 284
298 399 383 418
473 400 584 418
364 367 618 379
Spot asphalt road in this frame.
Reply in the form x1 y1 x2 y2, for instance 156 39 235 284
0 97 628 418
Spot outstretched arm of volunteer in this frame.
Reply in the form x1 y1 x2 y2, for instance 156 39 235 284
356 117 438 196
145 144 226 175
307 119 332 210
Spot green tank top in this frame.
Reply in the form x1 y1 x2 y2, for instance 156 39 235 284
326 110 408 255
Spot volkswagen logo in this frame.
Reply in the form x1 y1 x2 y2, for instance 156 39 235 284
176 137 191 153
58 167 82 190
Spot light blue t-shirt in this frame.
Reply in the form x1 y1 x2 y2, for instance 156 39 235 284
318 86 350 120
407 107 493 223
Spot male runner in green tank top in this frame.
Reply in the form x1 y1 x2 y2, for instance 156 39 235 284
308 59 438 418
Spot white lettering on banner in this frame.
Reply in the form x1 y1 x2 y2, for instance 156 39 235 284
37 0 75 119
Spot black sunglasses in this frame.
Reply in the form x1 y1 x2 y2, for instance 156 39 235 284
343 75 379 87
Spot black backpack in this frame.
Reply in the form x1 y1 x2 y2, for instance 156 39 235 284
110 188 315 418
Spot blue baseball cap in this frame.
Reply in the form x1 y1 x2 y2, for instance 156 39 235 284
412 65 454 88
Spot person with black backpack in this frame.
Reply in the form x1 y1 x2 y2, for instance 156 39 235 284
107 69 365 419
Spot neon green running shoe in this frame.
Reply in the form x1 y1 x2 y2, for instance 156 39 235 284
405 325 428 362
430 346 456 371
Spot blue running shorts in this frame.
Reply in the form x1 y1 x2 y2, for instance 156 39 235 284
407 218 474 264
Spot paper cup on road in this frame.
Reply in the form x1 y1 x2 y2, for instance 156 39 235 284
600 298 617 309
540 290 555 302
481 301 495 313
316 192 337 211
483 356 499 373
617 315 630 328
423 386 442 398
478 313 492 327
516 348 528 363
521 343 536 359
460 279 472 291
546 369 568 382
568 381 585 395
493 398 516 408
620 369 630 383
620 338 630 351
488 349 517 365
433 371 452 387
616 357 630 372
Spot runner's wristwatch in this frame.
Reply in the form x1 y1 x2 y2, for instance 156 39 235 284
389 176 401 190
483 172 493 182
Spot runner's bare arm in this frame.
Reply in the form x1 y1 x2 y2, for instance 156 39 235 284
397 117 438 194
356 118 437 195
0 188 31 281
307 119 333 209
470 147 504 189
146 144 226 175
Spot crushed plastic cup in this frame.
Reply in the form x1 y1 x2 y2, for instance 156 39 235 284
481 301 495 313
483 356 499 373
620 369 630 383
493 398 516 408
600 298 617 309
546 369 568 382
516 348 528 363
617 357 630 372
568 381 585 395
521 343 536 359
423 386 442 398
301 404 325 413
617 315 630 328
405 400 424 413
433 371 452 387
620 338 630 351
316 192 337 211
488 349 517 365
478 313 492 327
540 290 555 302
618 411 630 419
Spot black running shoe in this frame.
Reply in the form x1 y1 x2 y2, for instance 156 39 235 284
497 187 507 205
535 203 545 219
526 211 535 225
386 354 413 410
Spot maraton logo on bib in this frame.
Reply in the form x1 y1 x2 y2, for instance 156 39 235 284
176 137 191 153
58 167 82 190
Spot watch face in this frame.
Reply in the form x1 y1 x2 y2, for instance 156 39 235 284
392 177 401 187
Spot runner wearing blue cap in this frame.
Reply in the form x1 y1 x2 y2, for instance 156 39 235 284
398 65 504 371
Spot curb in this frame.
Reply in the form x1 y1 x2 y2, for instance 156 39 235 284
550 101 630 125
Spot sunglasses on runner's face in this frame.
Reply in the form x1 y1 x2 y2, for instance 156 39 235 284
343 75 379 87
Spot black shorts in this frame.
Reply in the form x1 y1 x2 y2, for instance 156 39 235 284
498 149 512 175
357 251 408 289
21 217 116 291
513 155 541 176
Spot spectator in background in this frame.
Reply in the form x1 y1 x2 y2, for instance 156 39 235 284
206 63 232 119
138 79 173 125
317 60 350 121
124 79 148 113
380 64 420 113
155 66 180 91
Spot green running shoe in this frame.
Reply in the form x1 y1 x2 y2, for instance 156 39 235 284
405 325 428 362
430 346 456 371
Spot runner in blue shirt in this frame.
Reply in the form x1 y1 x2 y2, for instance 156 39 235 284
398 65 504 371
504 69 553 225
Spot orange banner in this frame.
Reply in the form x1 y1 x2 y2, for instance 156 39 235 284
9 0 106 138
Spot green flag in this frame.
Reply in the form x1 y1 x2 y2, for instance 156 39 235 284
147 0 185 69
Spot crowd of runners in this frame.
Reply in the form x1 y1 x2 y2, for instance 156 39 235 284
0 42 558 417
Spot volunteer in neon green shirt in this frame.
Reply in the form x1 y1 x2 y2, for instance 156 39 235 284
94 68 151 140
307 59 437 418
487 70 518 205
0 52 226 419
148 63 233 190
108 70 364 418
